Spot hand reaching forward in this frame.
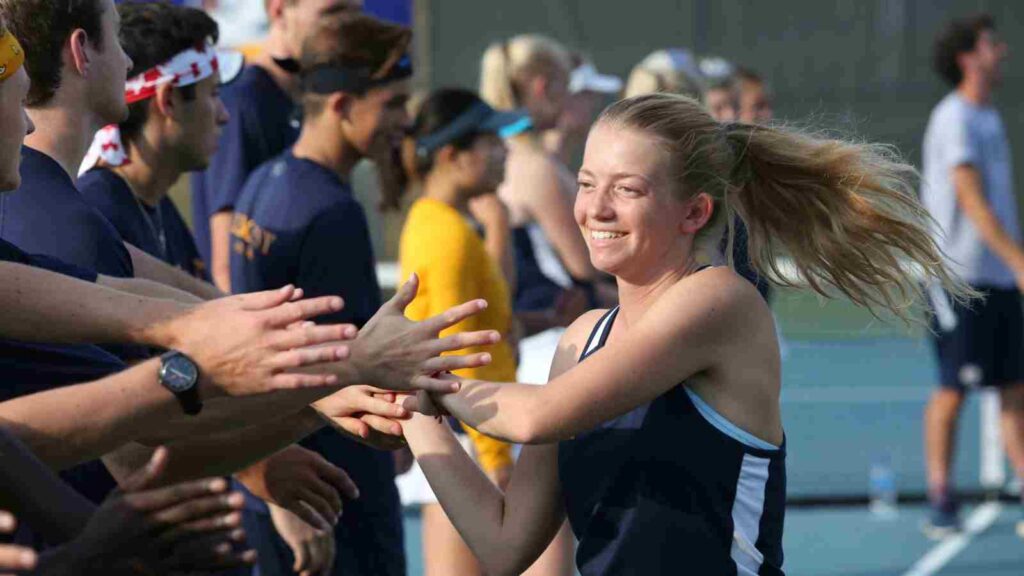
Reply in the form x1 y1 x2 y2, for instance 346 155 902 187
348 274 500 393
236 445 358 532
66 447 254 573
154 285 358 398
269 503 336 576
313 386 410 451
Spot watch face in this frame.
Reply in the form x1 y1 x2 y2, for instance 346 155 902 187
162 355 198 393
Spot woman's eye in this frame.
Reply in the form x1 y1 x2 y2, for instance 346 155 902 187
616 185 639 195
577 180 594 189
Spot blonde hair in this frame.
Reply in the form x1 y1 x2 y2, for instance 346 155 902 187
480 33 571 111
624 49 705 100
599 93 972 320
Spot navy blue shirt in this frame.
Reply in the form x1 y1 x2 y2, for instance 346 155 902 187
0 238 122 509
190 65 299 267
0 147 134 278
79 168 208 280
231 152 404 576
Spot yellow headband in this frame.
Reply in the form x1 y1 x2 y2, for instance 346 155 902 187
0 30 24 82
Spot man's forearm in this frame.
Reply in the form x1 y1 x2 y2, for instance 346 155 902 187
209 210 234 293
127 243 224 301
97 274 203 305
0 262 189 347
128 408 325 484
0 360 181 470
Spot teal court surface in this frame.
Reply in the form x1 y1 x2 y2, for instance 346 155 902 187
399 289 1024 574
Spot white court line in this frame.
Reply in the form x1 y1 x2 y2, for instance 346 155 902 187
900 501 1003 576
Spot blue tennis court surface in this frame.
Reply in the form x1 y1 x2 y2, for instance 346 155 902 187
401 336 1023 574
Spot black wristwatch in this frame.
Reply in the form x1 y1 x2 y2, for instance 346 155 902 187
158 350 203 416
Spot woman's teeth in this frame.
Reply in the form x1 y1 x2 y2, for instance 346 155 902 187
590 230 625 240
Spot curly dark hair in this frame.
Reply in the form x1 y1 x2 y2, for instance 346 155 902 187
0 0 106 106
933 13 994 87
117 1 219 145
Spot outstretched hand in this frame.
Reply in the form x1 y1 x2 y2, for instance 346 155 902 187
158 285 358 398
314 386 410 451
349 274 500 393
237 445 358 532
269 503 335 576
68 447 254 573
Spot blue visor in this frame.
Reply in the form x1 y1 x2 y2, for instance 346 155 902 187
416 102 530 155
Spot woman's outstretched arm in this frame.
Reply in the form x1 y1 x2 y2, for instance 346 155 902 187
399 315 595 576
425 269 768 444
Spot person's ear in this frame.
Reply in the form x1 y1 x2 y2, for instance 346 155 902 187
331 92 355 123
67 29 91 77
153 83 176 120
678 192 714 235
435 144 458 168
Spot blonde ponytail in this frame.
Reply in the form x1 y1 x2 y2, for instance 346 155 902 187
480 40 520 111
479 34 572 112
600 93 973 321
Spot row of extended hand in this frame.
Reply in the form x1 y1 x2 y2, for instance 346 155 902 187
135 274 499 574
156 272 498 401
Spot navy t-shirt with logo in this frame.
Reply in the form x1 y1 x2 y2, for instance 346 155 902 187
0 238 122 509
79 168 208 280
190 65 299 267
231 152 404 576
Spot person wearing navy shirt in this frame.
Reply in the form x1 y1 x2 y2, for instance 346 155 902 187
231 13 412 576
191 0 364 291
80 169 209 280
2 146 134 278
0 0 139 518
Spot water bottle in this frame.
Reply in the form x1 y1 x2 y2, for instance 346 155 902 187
869 457 898 519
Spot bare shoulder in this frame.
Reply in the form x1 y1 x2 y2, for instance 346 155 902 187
655 266 770 336
509 146 567 193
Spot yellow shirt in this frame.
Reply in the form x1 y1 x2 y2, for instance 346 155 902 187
400 197 515 472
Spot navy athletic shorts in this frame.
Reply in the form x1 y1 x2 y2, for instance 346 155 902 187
929 285 1024 390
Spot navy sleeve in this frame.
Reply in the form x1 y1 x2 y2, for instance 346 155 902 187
0 236 98 282
52 211 134 278
296 204 381 327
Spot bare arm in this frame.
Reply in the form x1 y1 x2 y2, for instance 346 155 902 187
401 317 587 576
0 277 495 473
522 158 594 281
953 164 1024 284
127 242 224 300
209 210 234 293
0 360 179 469
427 269 772 444
468 193 517 288
97 274 203 304
0 261 190 346
103 408 324 485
